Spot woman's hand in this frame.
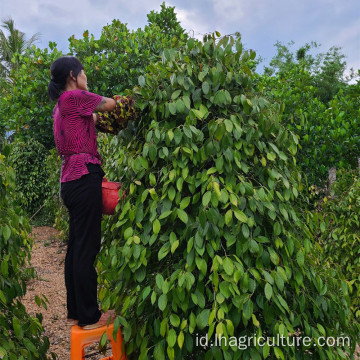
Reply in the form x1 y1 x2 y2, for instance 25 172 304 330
92 113 99 125
95 95 136 135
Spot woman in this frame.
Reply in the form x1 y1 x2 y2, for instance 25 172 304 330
48 56 115 329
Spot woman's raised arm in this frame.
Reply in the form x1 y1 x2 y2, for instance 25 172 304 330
94 97 116 112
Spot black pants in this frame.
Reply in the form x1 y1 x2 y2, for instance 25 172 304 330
61 165 104 326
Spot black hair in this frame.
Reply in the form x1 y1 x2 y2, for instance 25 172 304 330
48 56 84 101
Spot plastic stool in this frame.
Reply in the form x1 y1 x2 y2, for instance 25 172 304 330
70 323 127 360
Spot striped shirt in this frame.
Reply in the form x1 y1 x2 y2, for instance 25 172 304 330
53 89 103 183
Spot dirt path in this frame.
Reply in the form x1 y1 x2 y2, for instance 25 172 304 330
21 226 112 360
21 226 71 359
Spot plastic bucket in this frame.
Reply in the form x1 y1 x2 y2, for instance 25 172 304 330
102 178 123 215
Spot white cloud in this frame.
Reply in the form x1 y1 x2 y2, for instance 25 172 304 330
174 6 210 39
212 0 244 21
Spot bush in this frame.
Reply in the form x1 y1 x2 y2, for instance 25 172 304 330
7 139 50 217
0 148 50 359
316 169 360 318
42 148 68 238
96 34 358 359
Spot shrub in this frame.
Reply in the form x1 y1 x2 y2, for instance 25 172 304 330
7 139 50 216
42 148 68 239
0 148 50 359
96 34 358 359
316 169 360 318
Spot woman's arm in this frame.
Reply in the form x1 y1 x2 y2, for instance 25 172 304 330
94 97 116 112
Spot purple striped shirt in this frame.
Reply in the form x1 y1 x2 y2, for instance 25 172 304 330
53 89 103 183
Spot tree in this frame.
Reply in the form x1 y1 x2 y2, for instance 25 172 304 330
147 2 187 39
261 42 360 188
264 41 356 103
0 18 40 81
0 18 41 147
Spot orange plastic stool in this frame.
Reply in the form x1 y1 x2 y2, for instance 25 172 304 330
70 323 127 360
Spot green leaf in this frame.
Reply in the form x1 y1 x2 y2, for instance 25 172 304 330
171 90 181 100
223 257 234 275
178 331 185 349
124 227 133 240
13 317 22 338
159 210 172 220
196 309 210 329
167 328 177 347
170 314 180 327
224 119 233 132
24 338 37 352
243 299 253 320
177 209 188 224
276 294 290 312
180 197 191 210
169 102 177 115
274 347 285 360
296 251 304 267
225 210 232 225
176 99 185 113
264 283 273 300
171 240 179 253
154 342 165 360
153 219 161 234
158 243 170 260
242 224 250 238
202 191 211 207
158 294 167 311
168 187 176 201
202 82 210 95
0 290 6 304
3 225 11 241
100 332 107 347
233 208 247 222
1 260 8 277
138 75 145 86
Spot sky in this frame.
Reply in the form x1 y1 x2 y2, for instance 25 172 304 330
0 0 359 74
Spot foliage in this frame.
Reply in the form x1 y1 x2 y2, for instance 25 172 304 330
0 148 50 359
7 139 50 216
264 41 356 104
68 19 187 97
0 43 62 149
0 4 187 149
147 2 188 39
261 62 360 188
96 33 358 359
0 18 40 81
43 148 69 239
316 169 360 319
300 84 360 186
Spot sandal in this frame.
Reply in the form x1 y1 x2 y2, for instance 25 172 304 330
81 310 115 330
67 318 79 326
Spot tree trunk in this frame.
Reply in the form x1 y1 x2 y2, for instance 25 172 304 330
328 166 336 194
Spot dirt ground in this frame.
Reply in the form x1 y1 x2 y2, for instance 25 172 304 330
21 226 113 360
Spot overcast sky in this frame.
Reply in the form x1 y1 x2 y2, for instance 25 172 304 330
0 0 359 74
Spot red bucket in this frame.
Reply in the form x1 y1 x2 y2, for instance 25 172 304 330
102 178 123 215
